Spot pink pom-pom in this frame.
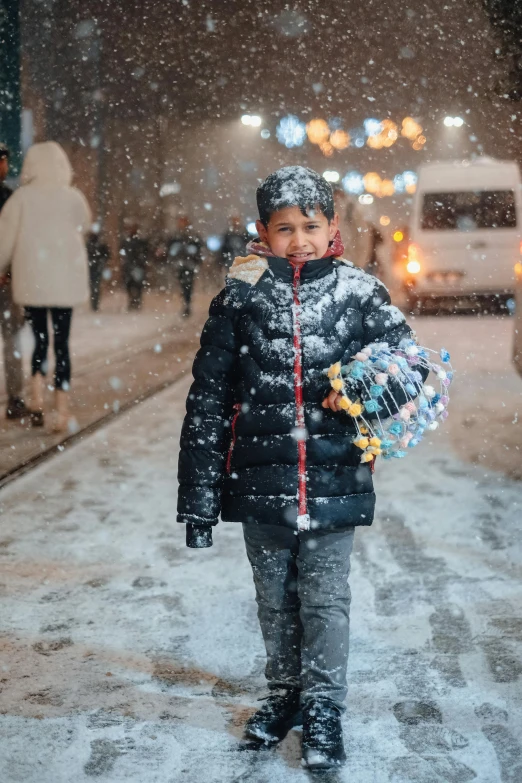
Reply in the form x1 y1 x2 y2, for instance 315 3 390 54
440 395 449 405
399 407 411 421
442 378 451 387
361 346 373 356
388 363 399 375
404 401 417 414
440 410 449 420
374 373 388 385
354 352 368 362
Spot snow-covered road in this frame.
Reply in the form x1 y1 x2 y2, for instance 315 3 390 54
1 356 521 781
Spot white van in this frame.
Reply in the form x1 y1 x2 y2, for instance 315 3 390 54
406 158 522 310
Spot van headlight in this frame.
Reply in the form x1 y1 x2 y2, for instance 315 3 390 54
407 243 421 274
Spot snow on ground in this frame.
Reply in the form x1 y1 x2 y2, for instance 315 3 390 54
1 367 521 782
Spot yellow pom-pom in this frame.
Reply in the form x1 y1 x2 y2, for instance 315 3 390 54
331 378 343 392
348 403 363 417
367 446 382 456
353 437 369 450
339 396 352 410
361 452 374 463
360 426 368 435
327 362 342 379
369 437 381 447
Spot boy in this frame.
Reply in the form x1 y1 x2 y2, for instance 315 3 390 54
177 166 415 770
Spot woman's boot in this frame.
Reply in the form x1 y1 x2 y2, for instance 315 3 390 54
29 373 45 427
52 389 70 433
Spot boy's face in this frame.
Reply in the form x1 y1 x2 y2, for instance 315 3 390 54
256 205 339 264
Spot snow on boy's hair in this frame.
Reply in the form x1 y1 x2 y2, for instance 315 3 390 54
256 165 335 226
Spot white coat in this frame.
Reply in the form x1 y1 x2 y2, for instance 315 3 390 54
0 142 91 307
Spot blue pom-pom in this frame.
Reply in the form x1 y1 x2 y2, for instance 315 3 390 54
440 348 451 363
417 416 427 427
393 450 407 459
350 367 364 380
377 358 389 370
370 384 384 398
364 399 382 413
380 439 394 449
405 383 417 396
389 422 403 436
431 393 441 405
418 396 428 410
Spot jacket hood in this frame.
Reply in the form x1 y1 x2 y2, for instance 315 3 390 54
21 142 73 187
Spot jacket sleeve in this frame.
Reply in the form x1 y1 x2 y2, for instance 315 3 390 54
350 281 428 417
177 289 238 546
0 191 22 274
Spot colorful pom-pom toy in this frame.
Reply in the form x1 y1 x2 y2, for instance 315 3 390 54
324 338 453 463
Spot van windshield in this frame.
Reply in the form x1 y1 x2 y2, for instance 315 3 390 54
421 190 517 230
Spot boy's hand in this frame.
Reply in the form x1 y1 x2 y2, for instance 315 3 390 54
322 390 343 412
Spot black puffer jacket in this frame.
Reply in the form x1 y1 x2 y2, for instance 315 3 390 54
177 255 415 547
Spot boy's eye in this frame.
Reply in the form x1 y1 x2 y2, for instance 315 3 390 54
307 224 320 230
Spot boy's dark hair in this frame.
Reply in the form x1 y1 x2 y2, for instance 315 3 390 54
256 165 334 226
0 143 9 160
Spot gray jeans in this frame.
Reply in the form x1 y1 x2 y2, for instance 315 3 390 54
0 284 24 400
243 523 355 710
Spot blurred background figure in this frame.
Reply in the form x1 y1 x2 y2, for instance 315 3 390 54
0 141 91 431
366 224 385 280
333 187 372 269
0 142 27 421
120 222 149 311
218 214 249 273
86 224 110 311
167 215 203 317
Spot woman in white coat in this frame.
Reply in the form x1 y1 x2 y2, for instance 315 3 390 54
0 142 91 430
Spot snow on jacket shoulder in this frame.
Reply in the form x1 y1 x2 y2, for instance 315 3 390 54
0 142 91 307
177 254 414 545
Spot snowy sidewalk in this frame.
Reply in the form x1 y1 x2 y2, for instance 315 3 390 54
0 285 215 479
0 375 521 782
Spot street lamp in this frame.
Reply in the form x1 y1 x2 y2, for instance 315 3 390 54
444 116 464 127
241 114 262 126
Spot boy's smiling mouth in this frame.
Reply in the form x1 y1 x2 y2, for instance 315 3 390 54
287 251 314 262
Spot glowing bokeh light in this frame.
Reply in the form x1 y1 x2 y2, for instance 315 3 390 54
306 118 330 144
363 172 382 194
364 118 382 137
380 215 391 226
320 140 334 157
393 230 404 242
359 194 374 205
323 170 340 182
276 115 307 148
246 221 258 235
342 171 365 195
330 129 350 150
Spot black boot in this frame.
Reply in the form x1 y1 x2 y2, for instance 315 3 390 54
244 689 301 745
302 700 346 770
5 397 29 420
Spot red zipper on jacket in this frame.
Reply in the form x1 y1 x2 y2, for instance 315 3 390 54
226 403 242 474
290 262 311 531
